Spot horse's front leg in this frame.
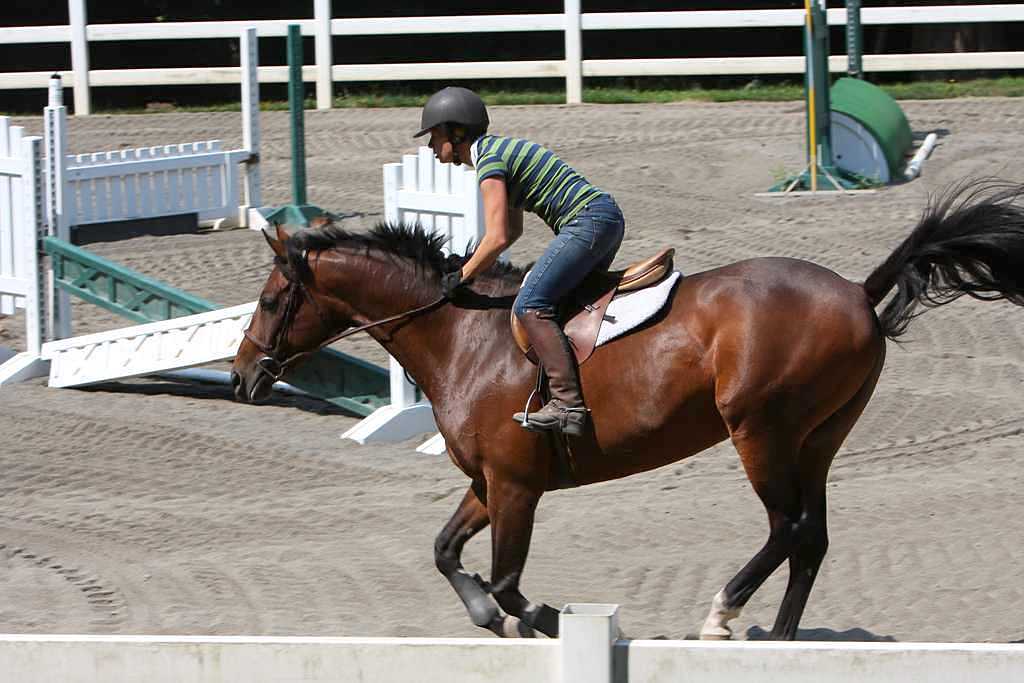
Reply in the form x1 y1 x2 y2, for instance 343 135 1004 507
435 482 508 636
486 477 561 638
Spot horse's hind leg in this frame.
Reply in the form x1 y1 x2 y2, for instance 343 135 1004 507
701 357 882 641
699 427 805 640
767 359 881 639
435 482 507 636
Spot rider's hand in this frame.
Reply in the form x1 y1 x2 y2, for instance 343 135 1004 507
441 269 464 298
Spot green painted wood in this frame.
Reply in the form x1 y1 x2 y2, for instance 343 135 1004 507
43 236 389 416
45 237 217 321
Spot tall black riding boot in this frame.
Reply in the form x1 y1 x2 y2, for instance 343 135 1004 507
512 309 589 437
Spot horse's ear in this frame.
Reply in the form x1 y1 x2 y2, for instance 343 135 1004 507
262 226 287 259
274 223 290 244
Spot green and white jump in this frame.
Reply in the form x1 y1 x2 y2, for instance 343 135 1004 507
773 0 929 193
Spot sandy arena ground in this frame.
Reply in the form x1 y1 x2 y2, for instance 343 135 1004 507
1 98 1023 642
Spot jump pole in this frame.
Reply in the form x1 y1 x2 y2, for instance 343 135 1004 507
846 0 863 79
771 0 863 194
263 24 327 226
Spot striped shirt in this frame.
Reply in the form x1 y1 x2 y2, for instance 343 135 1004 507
472 135 605 233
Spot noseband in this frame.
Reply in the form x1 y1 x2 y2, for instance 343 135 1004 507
242 254 447 385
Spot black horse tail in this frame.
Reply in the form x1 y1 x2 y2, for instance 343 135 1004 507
863 179 1024 341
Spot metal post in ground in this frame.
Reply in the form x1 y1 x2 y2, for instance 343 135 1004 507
770 0 862 193
262 24 328 227
846 0 863 79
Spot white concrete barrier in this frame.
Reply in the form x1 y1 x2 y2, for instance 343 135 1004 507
621 639 1024 683
0 634 554 683
3 604 1024 683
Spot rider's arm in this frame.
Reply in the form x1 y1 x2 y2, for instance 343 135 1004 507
459 177 520 281
508 205 524 244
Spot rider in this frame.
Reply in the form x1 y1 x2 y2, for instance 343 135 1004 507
415 86 625 437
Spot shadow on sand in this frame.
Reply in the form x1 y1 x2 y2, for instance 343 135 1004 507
77 376 354 417
744 624 897 642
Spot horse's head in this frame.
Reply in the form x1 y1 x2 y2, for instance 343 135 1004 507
231 224 348 403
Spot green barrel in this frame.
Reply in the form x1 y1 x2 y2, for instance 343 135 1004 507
829 77 912 182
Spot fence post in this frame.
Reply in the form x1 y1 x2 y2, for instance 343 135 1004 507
240 27 262 224
383 162 401 224
20 136 44 357
564 0 583 104
67 0 91 116
560 604 619 683
381 160 420 411
314 0 333 109
44 75 72 339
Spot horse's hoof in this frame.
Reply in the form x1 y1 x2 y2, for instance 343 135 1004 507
699 626 733 641
501 615 537 638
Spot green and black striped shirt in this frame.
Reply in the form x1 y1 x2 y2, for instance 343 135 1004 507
473 135 604 233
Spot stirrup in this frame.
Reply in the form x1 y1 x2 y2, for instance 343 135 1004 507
517 362 545 428
514 403 590 436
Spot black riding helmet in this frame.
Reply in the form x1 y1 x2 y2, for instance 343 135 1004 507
414 86 489 139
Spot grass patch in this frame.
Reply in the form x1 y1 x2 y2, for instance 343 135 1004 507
70 75 1024 116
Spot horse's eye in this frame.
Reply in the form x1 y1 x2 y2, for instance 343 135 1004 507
259 295 278 312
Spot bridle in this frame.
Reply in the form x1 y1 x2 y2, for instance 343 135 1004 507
242 254 447 385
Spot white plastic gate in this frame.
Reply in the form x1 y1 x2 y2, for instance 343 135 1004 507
0 118 48 384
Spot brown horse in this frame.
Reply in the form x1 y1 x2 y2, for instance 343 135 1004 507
231 180 1024 640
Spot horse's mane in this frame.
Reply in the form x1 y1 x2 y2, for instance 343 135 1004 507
285 220 527 285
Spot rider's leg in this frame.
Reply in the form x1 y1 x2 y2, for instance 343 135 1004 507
512 195 624 436
514 309 589 435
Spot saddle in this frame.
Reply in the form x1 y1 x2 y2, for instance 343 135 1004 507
512 247 676 365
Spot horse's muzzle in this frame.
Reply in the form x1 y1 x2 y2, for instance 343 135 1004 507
230 366 274 403
229 369 247 402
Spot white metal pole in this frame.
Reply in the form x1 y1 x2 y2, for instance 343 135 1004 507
240 27 262 219
43 76 72 339
20 137 44 357
314 0 333 109
67 0 91 115
564 0 583 104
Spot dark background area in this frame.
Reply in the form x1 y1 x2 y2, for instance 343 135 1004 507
1 1 1021 112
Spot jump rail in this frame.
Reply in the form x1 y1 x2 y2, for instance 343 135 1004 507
2 3 1024 113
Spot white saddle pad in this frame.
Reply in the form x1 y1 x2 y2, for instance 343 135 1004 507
596 271 682 347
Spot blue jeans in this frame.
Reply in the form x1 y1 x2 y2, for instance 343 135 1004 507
514 194 625 317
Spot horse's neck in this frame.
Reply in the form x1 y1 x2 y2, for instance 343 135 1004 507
337 261 516 402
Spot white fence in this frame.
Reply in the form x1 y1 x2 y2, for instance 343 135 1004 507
342 146 484 453
1 604 1023 683
2 3 1024 114
44 27 262 340
45 28 261 236
0 118 49 384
